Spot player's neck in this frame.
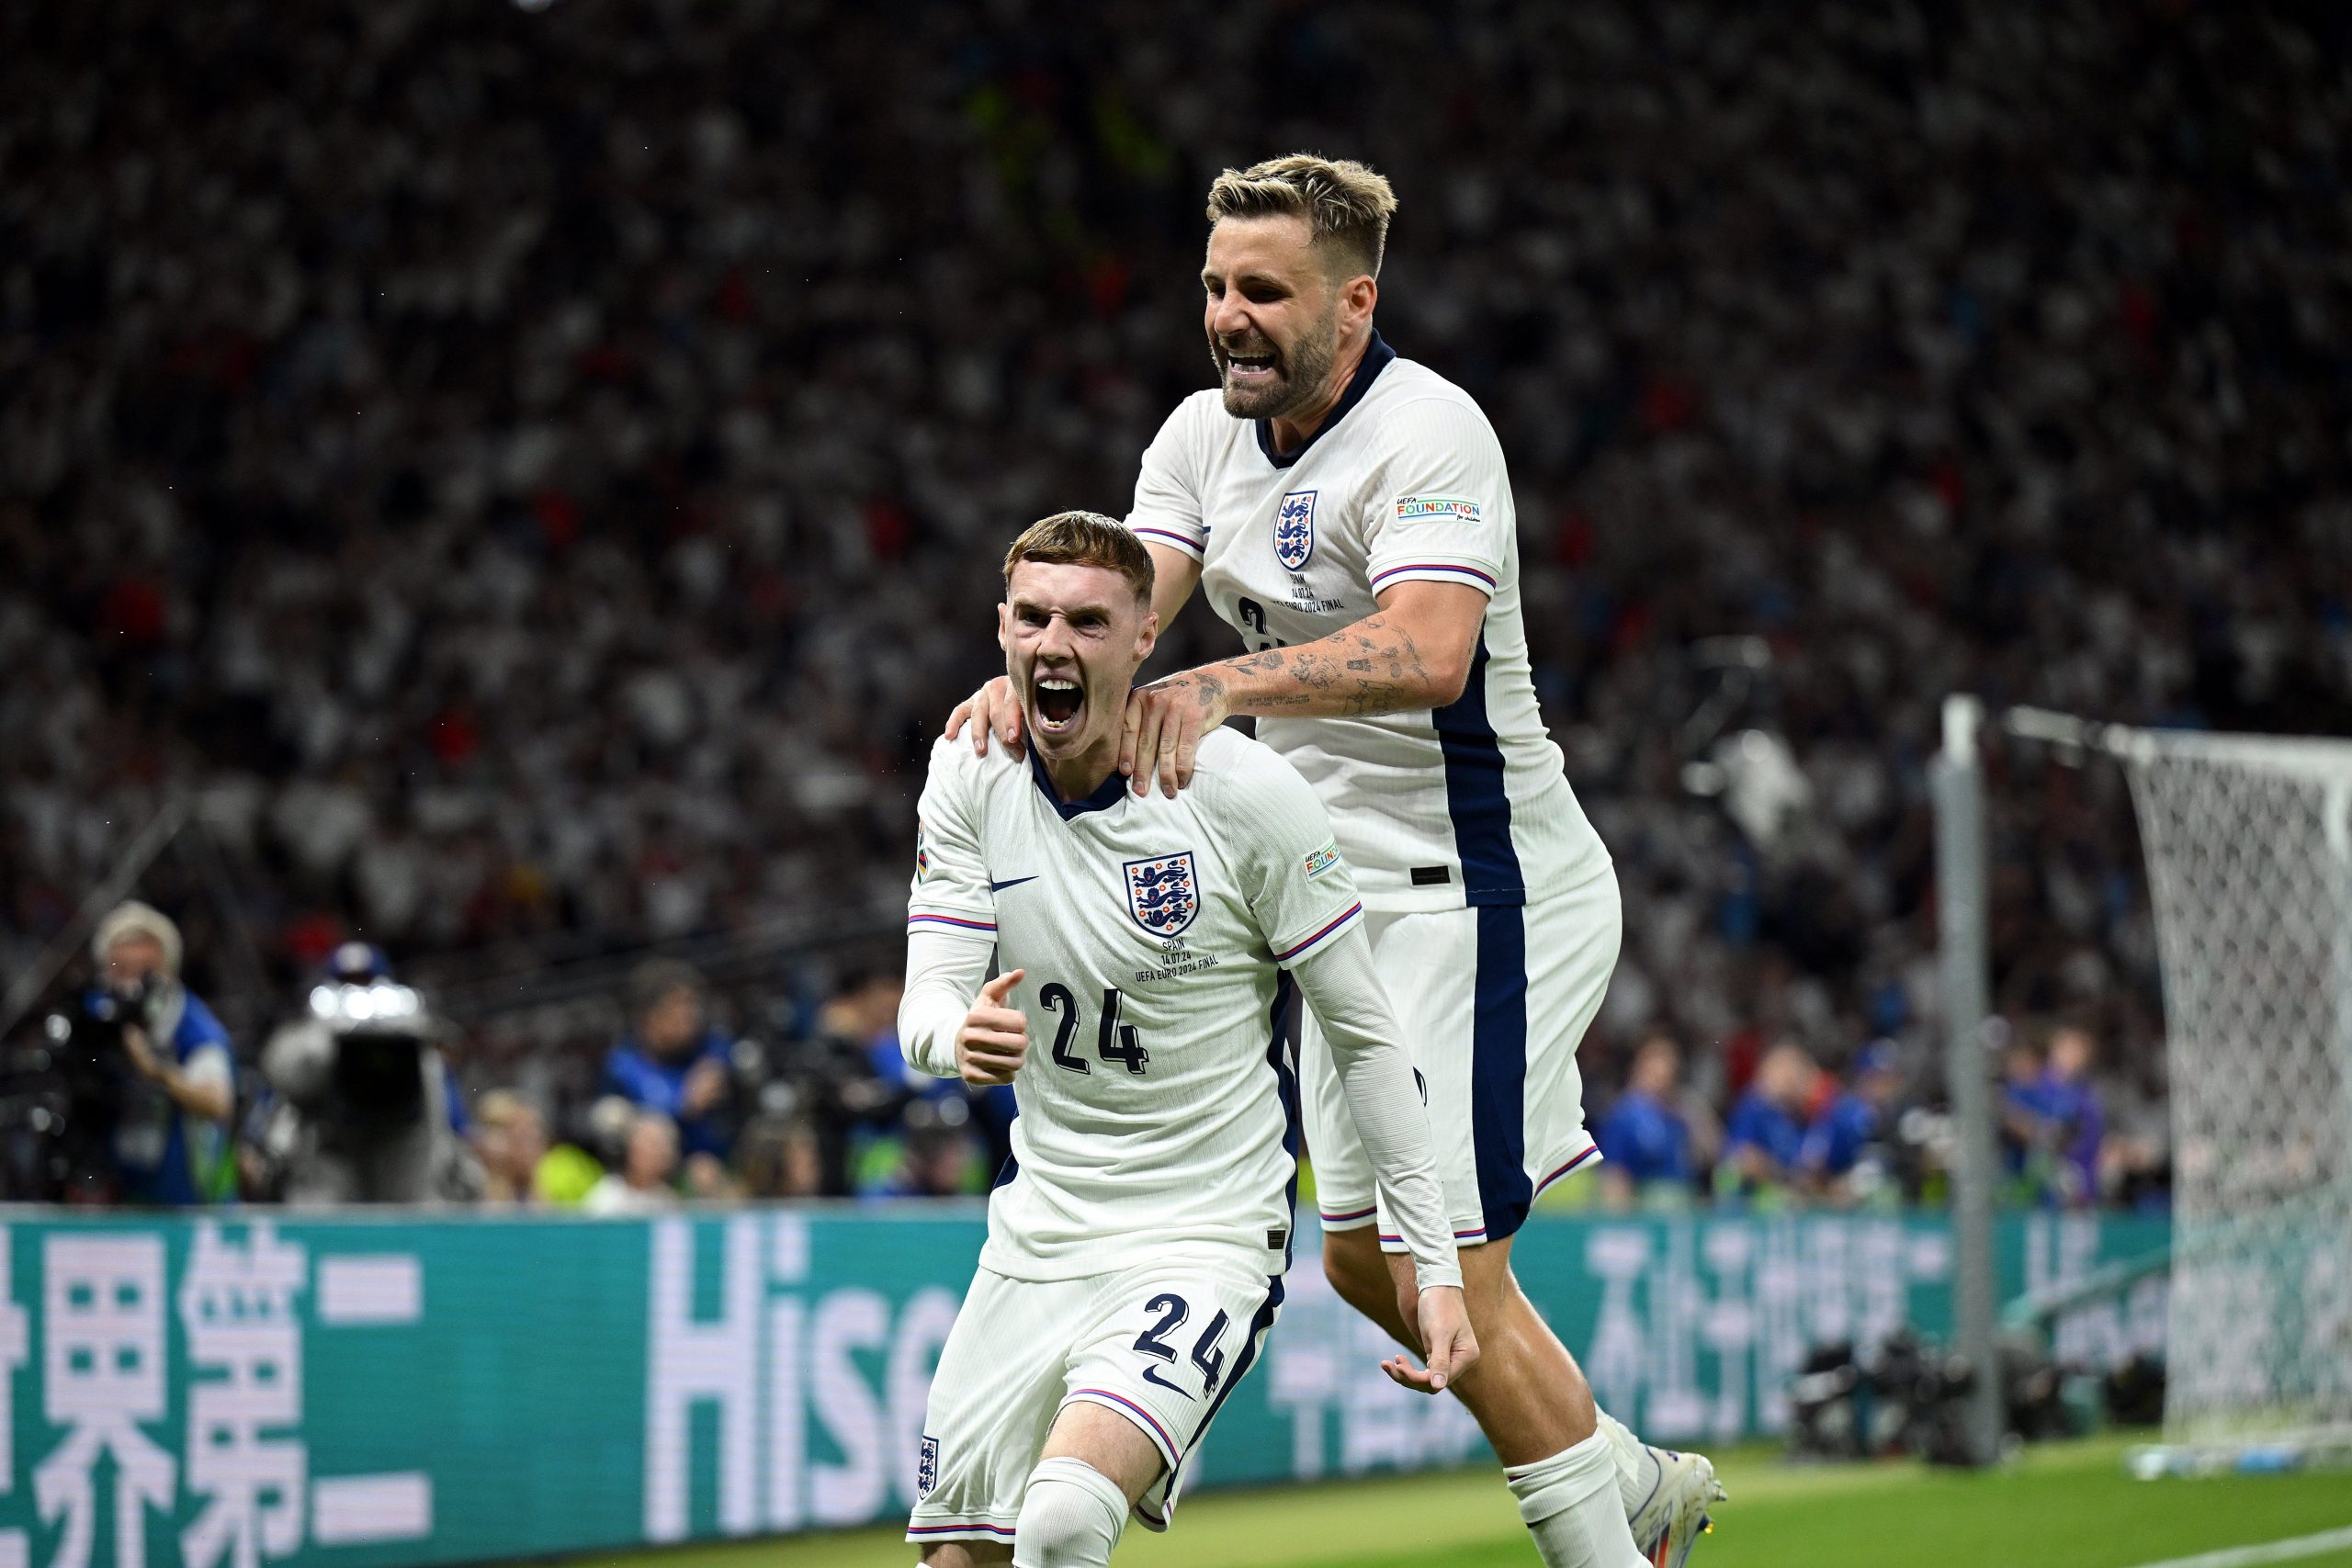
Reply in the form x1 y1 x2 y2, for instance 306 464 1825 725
1268 329 1373 454
1040 736 1123 804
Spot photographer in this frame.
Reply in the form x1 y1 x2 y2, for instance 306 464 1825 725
257 942 476 1204
86 901 238 1205
602 961 739 1196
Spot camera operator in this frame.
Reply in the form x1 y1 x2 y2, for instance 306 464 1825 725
602 960 741 1197
86 900 238 1205
256 942 478 1204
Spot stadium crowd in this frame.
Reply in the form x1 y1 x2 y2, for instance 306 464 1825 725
5 0 2348 1212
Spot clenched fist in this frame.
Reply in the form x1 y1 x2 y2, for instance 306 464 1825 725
956 968 1028 1087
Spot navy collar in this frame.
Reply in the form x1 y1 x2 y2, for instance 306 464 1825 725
1028 744 1129 820
1255 329 1396 469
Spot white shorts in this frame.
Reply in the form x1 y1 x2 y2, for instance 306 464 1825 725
904 1249 1283 1547
1302 870 1622 1249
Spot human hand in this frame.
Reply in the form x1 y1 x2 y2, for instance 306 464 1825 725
1120 670 1231 797
956 969 1028 1087
120 1022 163 1082
683 1057 728 1117
1381 1284 1478 1394
946 676 1025 760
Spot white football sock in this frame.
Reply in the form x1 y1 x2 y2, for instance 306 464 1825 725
1594 1404 1660 1517
1505 1429 1650 1568
1010 1456 1129 1568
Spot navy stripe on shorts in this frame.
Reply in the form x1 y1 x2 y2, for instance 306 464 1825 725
1436 635 1535 1241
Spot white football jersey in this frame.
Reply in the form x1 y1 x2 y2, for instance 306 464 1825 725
907 728 1365 1281
1126 333 1611 911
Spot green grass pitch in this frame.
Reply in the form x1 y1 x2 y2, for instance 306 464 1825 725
560 1434 2352 1568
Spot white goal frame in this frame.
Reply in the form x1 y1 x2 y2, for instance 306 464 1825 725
1939 700 2352 1473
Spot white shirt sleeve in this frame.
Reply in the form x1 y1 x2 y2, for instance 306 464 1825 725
1288 926 1461 1291
1363 397 1511 601
1218 742 1458 1290
182 1043 232 1096
901 739 1000 1078
900 926 996 1079
1125 397 1209 563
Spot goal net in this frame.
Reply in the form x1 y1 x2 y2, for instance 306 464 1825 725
2117 728 2352 1455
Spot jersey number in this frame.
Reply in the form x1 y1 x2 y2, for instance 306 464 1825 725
1038 984 1150 1077
1133 1292 1232 1398
1237 597 1287 653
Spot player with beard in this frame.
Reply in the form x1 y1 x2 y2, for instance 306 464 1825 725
902 513 1475 1568
949 157 1722 1568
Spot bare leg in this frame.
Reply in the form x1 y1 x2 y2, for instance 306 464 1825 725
1035 1400 1163 1494
1327 1225 1643 1564
1324 1223 1593 1462
920 1542 1012 1567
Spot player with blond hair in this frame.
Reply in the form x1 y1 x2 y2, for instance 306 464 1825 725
951 157 1722 1568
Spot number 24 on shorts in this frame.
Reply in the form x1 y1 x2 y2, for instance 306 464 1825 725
1133 1292 1228 1399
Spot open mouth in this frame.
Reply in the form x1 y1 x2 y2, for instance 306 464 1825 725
1033 676 1084 735
1222 343 1281 386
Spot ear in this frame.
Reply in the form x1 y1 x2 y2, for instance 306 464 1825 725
1134 606 1159 667
1341 273 1379 333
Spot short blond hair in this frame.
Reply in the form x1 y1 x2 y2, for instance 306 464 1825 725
1001 512 1155 605
1205 154 1398 279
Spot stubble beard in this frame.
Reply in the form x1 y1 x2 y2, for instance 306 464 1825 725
1217 309 1339 423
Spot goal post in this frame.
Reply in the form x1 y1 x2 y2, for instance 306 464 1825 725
1931 694 2006 1467
1948 702 2352 1468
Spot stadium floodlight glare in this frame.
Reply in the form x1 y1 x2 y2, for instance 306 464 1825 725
1962 705 2352 1474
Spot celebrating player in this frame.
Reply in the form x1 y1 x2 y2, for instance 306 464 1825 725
901 513 1476 1568
949 157 1722 1568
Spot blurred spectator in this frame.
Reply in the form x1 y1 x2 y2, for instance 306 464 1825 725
1718 1043 1819 1201
472 1089 550 1204
2013 1026 2107 1209
863 1097 985 1200
604 960 738 1168
88 901 236 1205
1999 1039 2046 1174
821 969 1000 1194
834 972 911 1102
1802 1042 1906 1206
737 1114 827 1199
1596 1032 1697 1209
584 1111 681 1214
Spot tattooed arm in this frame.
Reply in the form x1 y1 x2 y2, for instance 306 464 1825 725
1119 580 1488 797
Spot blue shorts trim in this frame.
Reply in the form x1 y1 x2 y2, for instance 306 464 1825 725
1469 902 1533 1241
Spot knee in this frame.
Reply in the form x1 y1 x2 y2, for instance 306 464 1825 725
1012 1457 1127 1568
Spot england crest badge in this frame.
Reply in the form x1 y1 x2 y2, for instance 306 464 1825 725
1273 490 1317 570
1125 852 1201 938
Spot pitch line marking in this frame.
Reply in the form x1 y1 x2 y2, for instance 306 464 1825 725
2126 1525 2352 1568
